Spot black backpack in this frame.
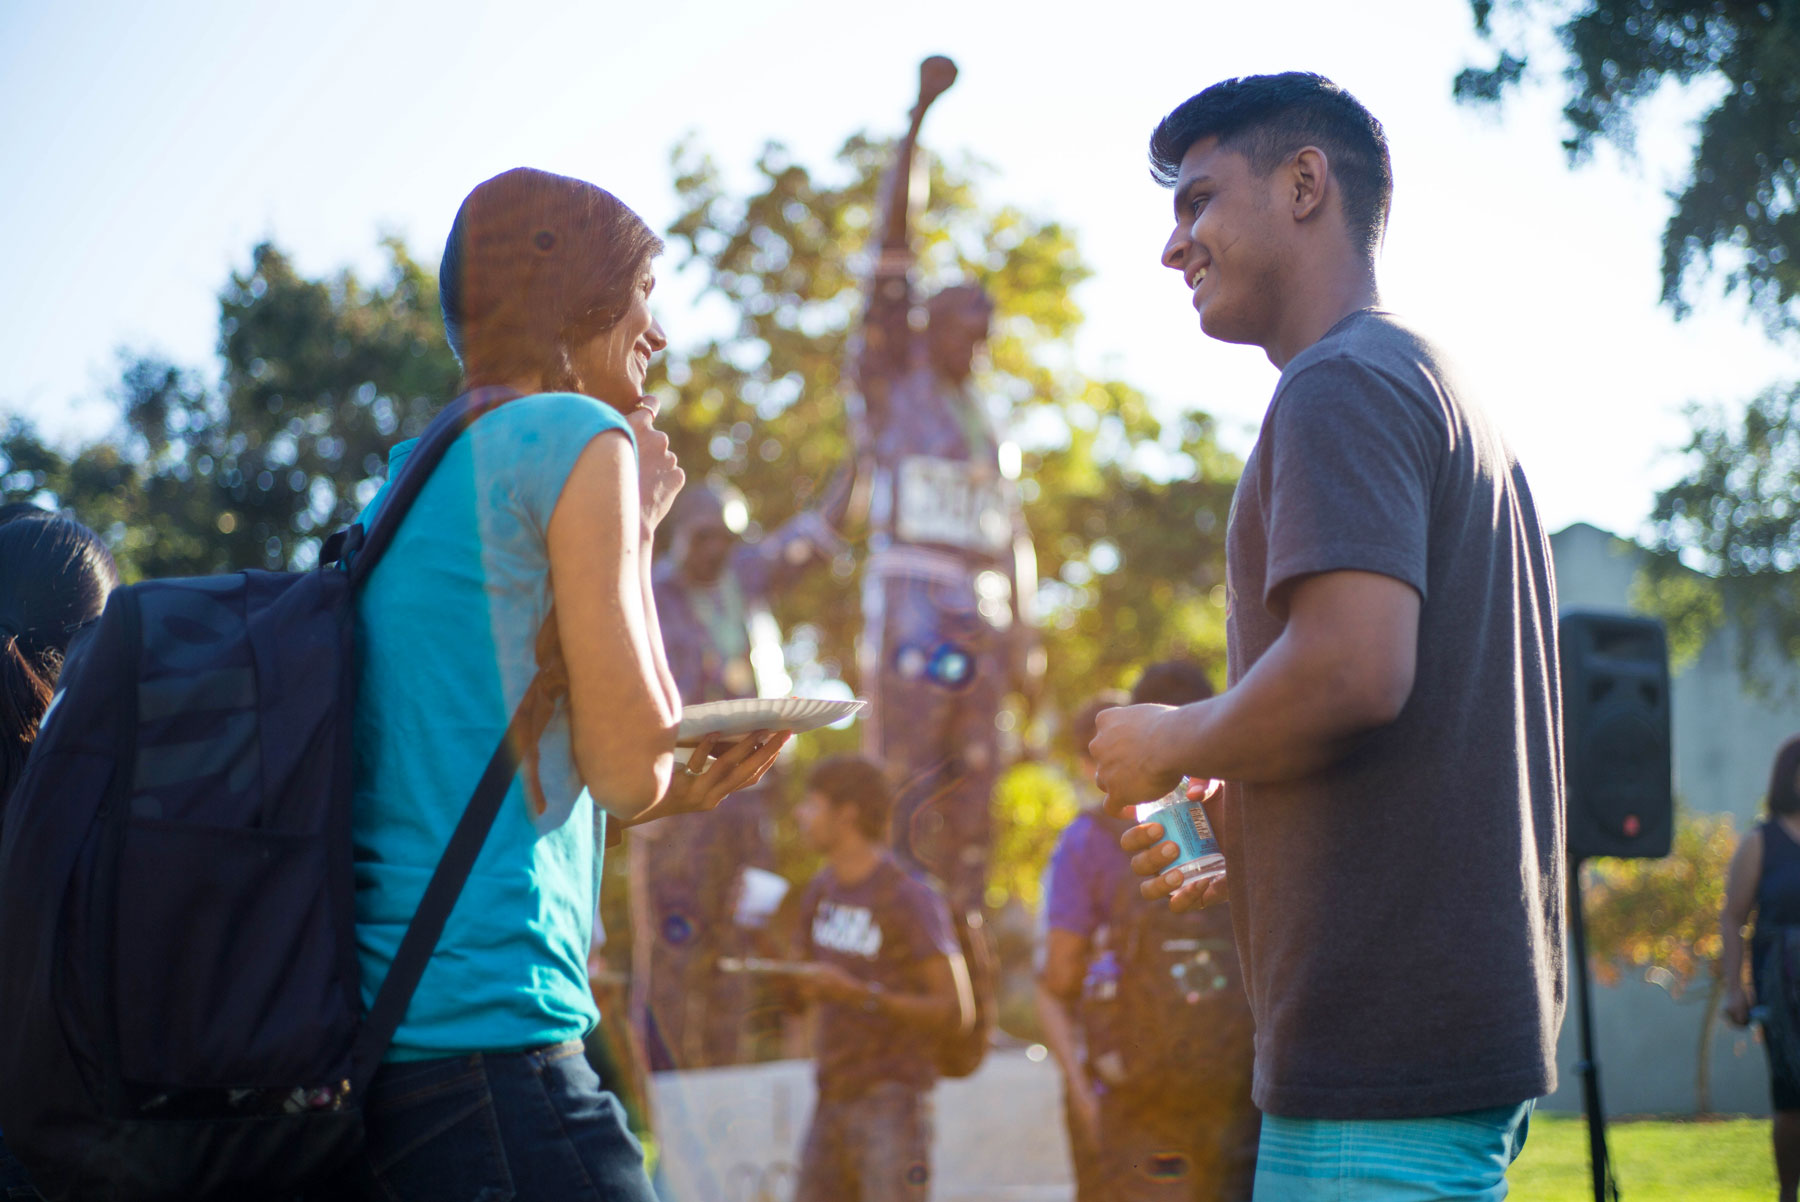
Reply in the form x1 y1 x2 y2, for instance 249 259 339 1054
933 897 996 1079
0 387 555 1201
1079 817 1250 1100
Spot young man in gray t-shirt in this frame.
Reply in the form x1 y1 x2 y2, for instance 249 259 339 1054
1088 72 1565 1199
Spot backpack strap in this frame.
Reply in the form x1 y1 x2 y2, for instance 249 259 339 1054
329 384 556 1089
350 693 538 1090
324 385 523 585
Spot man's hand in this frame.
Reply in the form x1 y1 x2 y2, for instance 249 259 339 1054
1119 817 1228 912
1089 703 1183 811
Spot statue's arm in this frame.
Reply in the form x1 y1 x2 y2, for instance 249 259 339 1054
854 58 957 422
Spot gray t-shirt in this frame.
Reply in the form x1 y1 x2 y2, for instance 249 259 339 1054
1221 310 1565 1119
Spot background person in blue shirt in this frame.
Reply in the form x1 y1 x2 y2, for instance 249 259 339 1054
345 167 789 1202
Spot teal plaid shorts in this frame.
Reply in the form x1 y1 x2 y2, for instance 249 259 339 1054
1252 1102 1533 1201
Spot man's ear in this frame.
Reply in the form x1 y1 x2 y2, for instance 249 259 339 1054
1289 146 1330 223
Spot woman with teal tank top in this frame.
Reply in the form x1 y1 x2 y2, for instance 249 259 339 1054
1723 735 1800 1202
342 167 791 1201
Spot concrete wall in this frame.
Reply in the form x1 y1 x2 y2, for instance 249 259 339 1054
1545 522 1800 1116
650 1050 1073 1202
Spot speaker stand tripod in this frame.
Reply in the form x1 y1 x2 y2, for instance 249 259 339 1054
1569 858 1618 1202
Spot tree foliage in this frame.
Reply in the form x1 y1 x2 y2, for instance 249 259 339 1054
1458 0 1800 331
1458 1 1800 683
1583 810 1735 990
1579 809 1739 1110
0 239 461 580
1641 382 1800 677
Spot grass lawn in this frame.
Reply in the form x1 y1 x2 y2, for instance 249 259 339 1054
1507 1113 1775 1200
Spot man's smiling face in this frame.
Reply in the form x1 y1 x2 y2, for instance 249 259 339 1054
1160 136 1288 349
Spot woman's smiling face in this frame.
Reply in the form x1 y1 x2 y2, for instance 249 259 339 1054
570 270 666 408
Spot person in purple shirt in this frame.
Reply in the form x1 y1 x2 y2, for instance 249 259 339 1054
629 484 846 1068
1042 663 1256 1201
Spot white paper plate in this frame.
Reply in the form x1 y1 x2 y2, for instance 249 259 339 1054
676 697 867 746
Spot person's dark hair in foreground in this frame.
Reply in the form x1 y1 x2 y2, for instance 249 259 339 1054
1090 71 1564 1199
790 754 972 1202
1769 736 1800 819
0 507 118 800
0 505 116 1202
1723 733 1800 1201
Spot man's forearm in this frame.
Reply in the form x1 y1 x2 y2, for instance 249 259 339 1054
1155 624 1403 785
859 982 960 1034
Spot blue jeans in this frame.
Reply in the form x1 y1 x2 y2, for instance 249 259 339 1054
1252 1103 1533 1201
348 1039 655 1202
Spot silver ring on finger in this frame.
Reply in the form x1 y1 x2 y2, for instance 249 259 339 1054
682 762 705 778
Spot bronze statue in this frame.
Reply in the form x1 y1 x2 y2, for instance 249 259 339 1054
851 57 1040 914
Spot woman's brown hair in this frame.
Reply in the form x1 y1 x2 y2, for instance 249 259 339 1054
439 167 663 400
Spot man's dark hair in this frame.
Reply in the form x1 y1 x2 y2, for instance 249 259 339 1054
1769 735 1800 817
1149 72 1393 256
1130 658 1215 708
807 754 893 842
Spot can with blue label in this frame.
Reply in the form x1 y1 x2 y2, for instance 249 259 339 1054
1134 780 1226 883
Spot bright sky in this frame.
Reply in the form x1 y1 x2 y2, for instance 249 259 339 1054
3 0 1794 540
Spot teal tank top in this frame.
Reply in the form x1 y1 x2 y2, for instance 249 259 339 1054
351 392 634 1059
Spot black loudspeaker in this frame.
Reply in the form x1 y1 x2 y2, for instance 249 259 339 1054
1559 611 1673 861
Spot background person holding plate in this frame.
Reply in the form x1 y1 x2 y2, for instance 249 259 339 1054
630 482 849 1069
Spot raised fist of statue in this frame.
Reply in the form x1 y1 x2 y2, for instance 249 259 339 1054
915 55 958 115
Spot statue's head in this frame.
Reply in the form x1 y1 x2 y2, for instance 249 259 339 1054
668 485 742 587
924 283 993 383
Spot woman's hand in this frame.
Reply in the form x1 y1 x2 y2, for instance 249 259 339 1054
657 730 792 818
628 399 684 534
1725 983 1755 1028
